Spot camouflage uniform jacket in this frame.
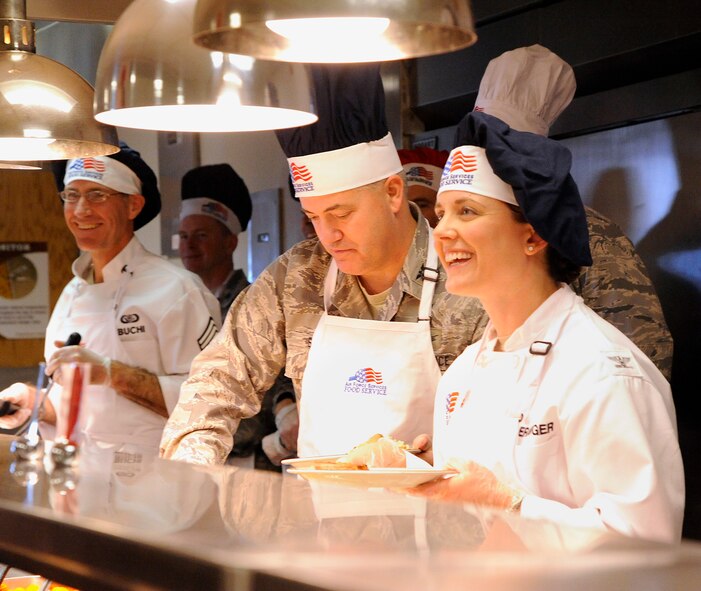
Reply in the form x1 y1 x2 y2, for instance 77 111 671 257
575 207 673 380
160 211 488 464
216 269 292 471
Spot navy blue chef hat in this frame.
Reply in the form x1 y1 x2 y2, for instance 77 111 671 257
180 164 252 234
52 141 161 231
275 64 402 198
446 111 592 267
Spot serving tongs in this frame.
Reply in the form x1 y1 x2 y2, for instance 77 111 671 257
11 362 50 460
11 332 81 461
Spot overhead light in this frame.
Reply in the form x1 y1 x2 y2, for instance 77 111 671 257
0 161 41 170
192 0 477 63
94 0 318 132
0 0 119 161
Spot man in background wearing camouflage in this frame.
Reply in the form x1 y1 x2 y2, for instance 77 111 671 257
178 164 295 470
473 44 672 379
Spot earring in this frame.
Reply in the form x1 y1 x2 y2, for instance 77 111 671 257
527 245 535 252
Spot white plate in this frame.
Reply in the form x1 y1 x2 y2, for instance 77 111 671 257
282 449 423 470
287 467 452 489
281 454 348 468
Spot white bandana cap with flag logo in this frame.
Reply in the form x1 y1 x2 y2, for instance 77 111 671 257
398 147 449 193
179 163 251 235
275 64 402 198
64 156 142 196
58 143 161 230
438 145 516 205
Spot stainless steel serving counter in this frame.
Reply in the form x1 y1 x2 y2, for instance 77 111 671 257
2 434 701 591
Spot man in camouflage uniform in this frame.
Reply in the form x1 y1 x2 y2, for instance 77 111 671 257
162 51 672 464
161 65 487 464
576 206 672 378
473 44 672 379
178 164 295 470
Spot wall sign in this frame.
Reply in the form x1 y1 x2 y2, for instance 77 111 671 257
0 242 50 339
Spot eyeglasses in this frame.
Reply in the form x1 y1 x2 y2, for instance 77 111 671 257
59 189 126 204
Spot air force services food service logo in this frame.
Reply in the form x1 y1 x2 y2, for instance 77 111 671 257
406 165 434 187
290 162 314 194
440 150 478 189
445 391 460 424
344 367 387 396
201 200 230 224
67 157 106 181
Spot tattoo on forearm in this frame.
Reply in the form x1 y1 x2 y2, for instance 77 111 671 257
110 360 169 417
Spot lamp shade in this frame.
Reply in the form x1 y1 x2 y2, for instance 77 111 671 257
192 0 477 63
0 7 119 162
94 0 318 132
0 160 40 169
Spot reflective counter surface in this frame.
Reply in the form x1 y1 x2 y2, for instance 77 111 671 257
1 435 701 591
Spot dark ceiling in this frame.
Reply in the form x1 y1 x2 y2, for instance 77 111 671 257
412 0 701 138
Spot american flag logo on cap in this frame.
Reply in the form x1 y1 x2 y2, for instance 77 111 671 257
201 201 229 223
448 151 478 173
407 166 434 182
290 162 315 194
290 162 312 182
68 158 106 173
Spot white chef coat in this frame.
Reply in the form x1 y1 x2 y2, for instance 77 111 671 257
42 237 220 451
433 285 684 544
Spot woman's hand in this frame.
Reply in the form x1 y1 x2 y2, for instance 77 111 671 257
408 459 521 510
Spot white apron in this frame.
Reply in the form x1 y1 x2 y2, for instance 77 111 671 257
49 270 164 450
298 225 441 457
435 298 572 489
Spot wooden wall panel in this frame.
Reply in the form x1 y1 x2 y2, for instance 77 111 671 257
0 170 76 368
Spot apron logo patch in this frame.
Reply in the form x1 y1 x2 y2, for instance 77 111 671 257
120 313 140 323
344 367 387 396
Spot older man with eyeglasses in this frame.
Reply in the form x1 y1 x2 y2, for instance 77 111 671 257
0 144 220 455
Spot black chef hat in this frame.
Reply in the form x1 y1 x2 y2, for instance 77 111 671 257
275 64 402 198
53 141 161 231
180 164 251 234
445 111 592 267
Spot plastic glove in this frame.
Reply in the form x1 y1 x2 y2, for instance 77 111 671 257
46 345 111 387
262 402 298 465
276 402 298 452
261 431 294 465
408 458 521 510
341 434 408 468
0 382 34 430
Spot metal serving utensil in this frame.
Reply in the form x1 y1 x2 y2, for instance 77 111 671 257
11 333 82 460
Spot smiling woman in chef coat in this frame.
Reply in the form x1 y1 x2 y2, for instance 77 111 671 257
413 111 684 544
